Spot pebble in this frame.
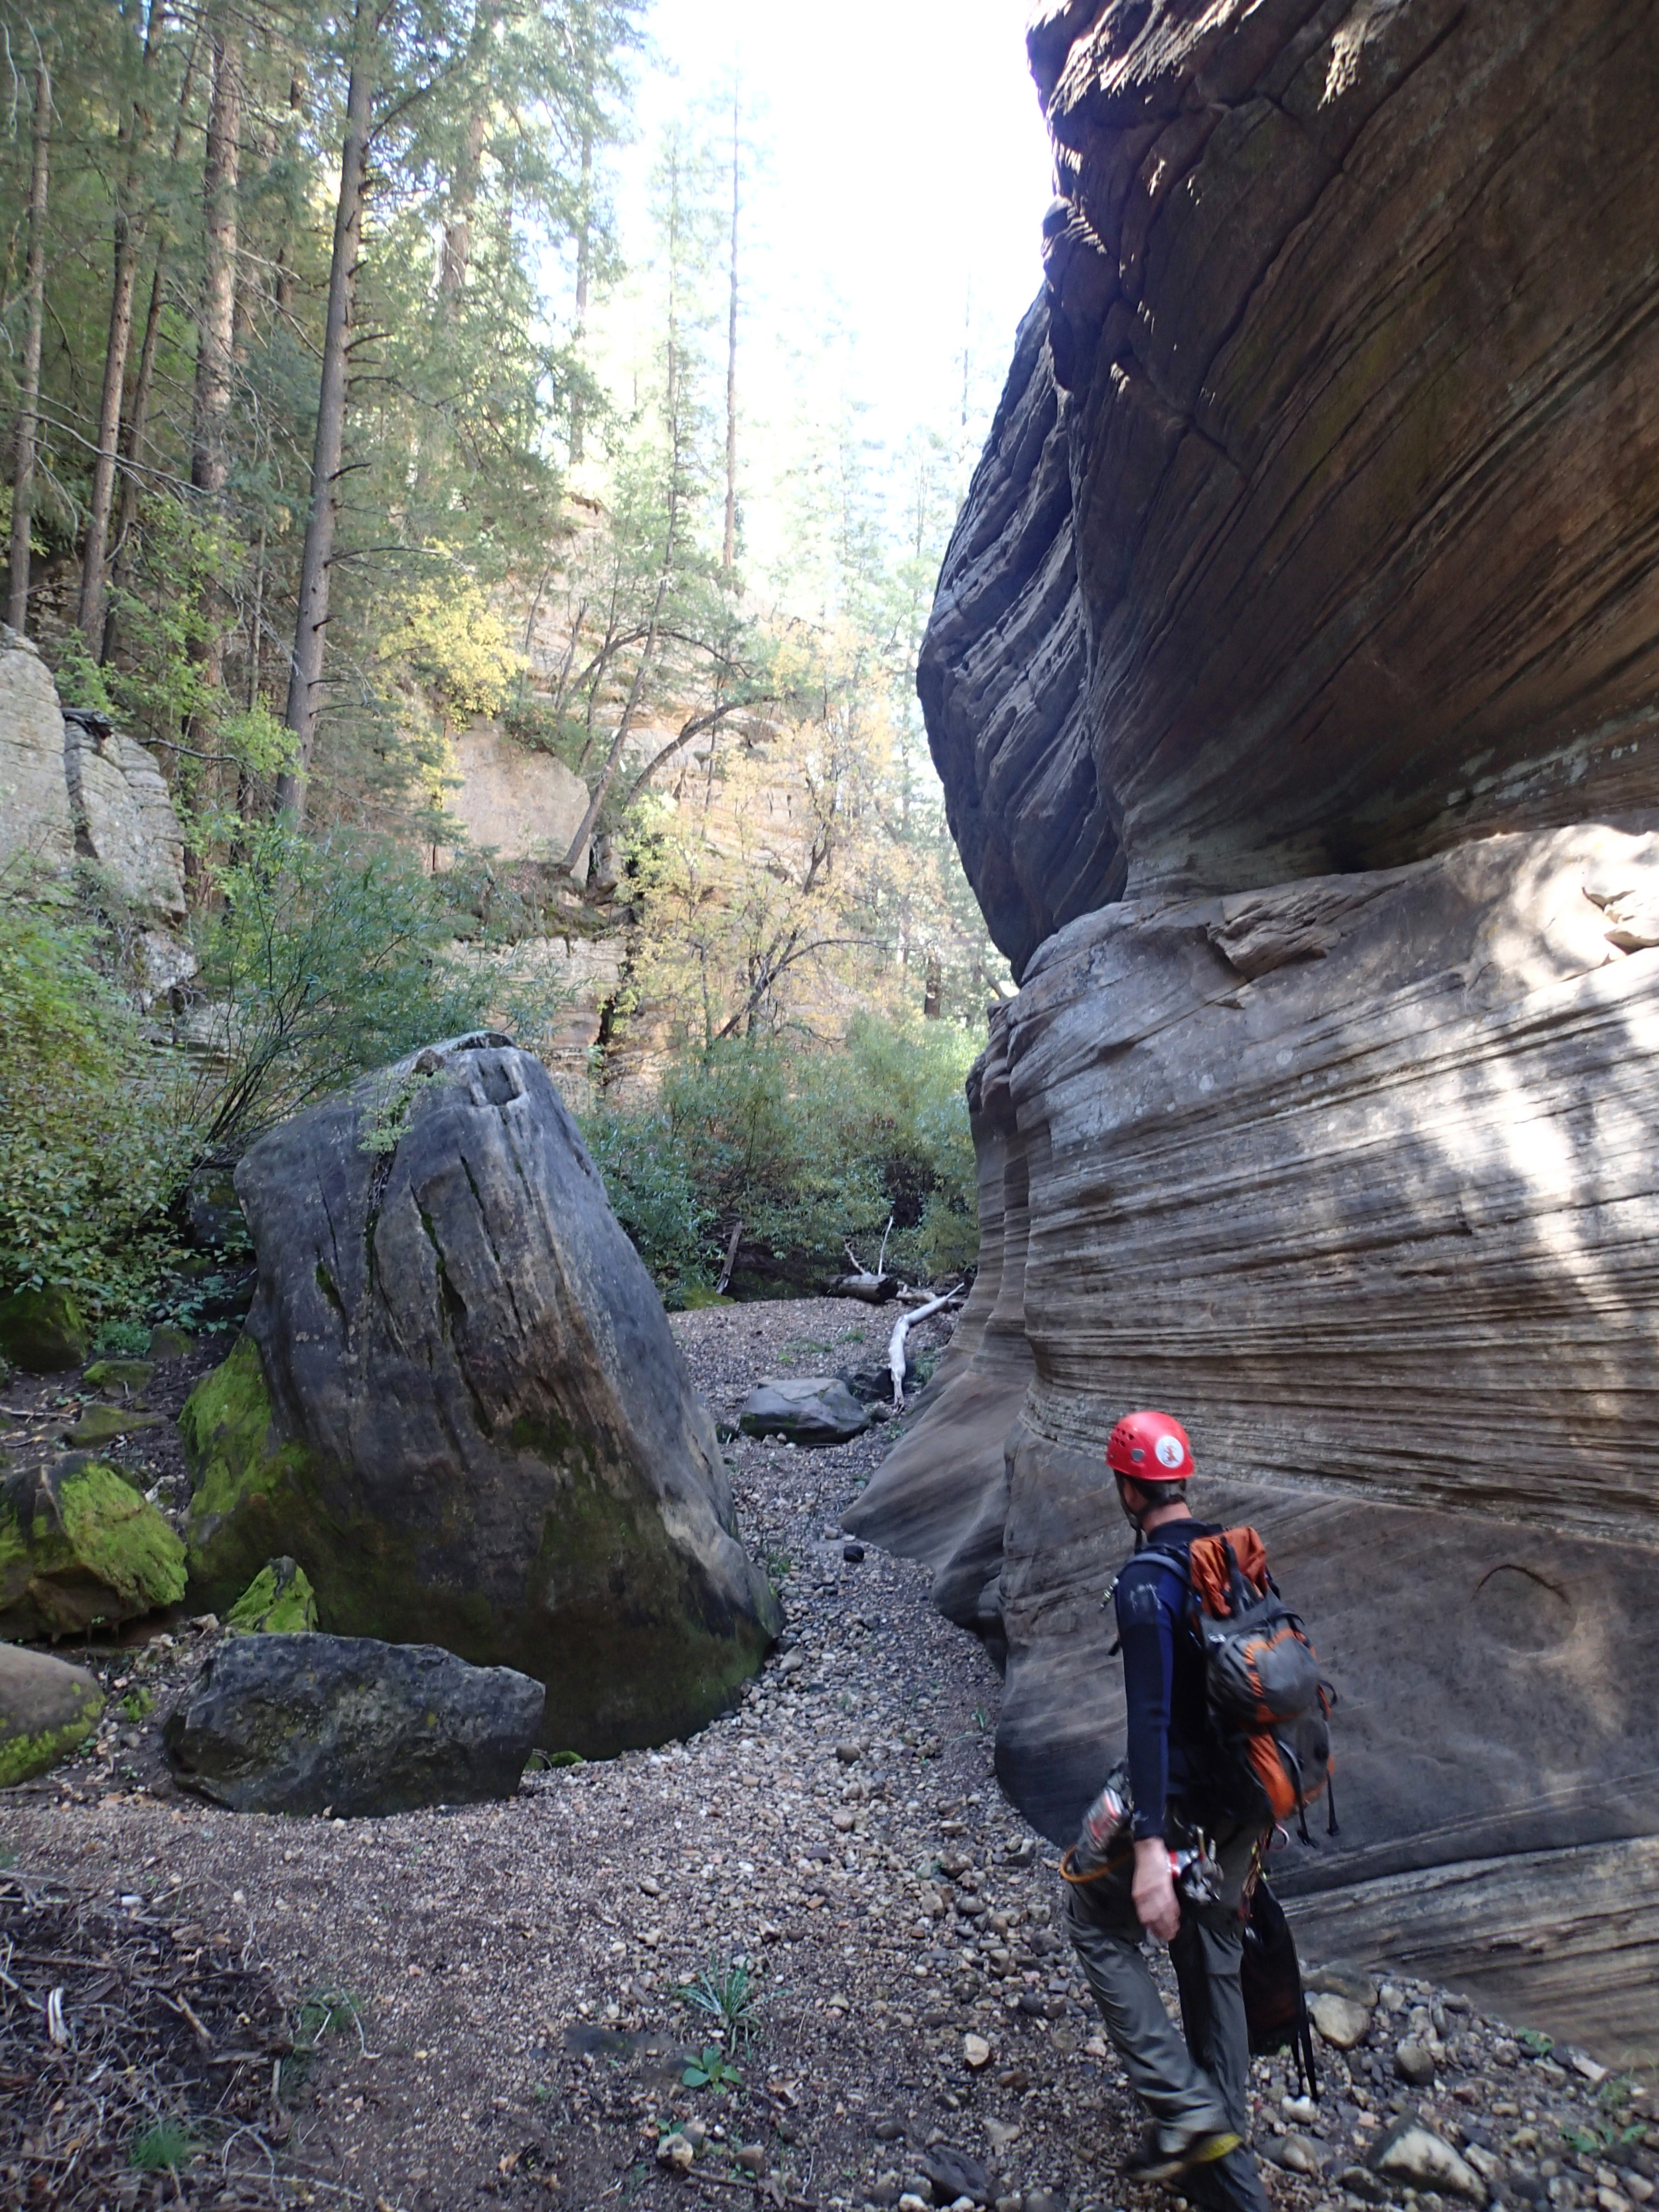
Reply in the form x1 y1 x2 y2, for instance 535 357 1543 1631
1397 2039 1438 2085
963 2032 993 2069
1270 2133 1325 2176
1311 1990 1376 2049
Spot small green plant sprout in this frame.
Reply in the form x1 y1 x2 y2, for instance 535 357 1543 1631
682 2045 742 2091
358 1061 446 1158
120 1686 155 1722
281 1985 372 2095
130 2119 198 2172
1518 2028 1553 2054
674 1958 762 2055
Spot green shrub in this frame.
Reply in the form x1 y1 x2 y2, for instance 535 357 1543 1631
0 879 188 1309
580 1015 978 1297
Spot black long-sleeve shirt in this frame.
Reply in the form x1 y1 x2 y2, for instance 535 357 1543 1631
1113 1518 1217 1840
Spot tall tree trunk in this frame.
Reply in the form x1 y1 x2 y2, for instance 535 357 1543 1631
439 108 487 299
7 61 51 636
569 122 593 464
722 90 739 576
273 71 303 315
102 28 202 662
76 6 161 644
184 16 242 721
276 0 374 822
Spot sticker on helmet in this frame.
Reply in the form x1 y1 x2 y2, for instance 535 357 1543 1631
1154 1434 1186 1470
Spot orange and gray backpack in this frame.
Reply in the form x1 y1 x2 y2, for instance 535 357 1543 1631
1143 1524 1337 1840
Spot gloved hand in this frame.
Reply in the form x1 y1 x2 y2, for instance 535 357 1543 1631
1132 1834 1181 1941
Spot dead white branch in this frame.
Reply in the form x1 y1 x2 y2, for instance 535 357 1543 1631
887 1284 966 1407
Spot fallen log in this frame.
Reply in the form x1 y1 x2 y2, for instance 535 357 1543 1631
887 1284 966 1407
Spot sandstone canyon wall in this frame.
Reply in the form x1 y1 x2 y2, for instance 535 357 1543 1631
848 0 1659 2065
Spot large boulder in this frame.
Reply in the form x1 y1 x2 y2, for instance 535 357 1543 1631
738 1378 871 1445
0 1456 188 1638
181 1035 780 1754
0 1642 104 1787
62 708 186 922
163 1631 544 1815
0 628 73 873
929 0 1659 976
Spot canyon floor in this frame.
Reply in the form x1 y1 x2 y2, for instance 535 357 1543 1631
3 1300 1654 2212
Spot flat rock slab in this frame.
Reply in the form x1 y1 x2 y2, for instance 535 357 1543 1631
0 1643 104 1787
163 1631 545 1816
739 1378 871 1445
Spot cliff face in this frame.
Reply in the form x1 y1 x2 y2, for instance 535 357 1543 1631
928 0 1659 978
855 0 1659 2064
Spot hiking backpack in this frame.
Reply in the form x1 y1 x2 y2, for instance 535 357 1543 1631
1143 1524 1337 1840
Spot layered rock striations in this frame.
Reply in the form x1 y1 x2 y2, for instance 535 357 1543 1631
858 0 1659 2064
929 0 1659 976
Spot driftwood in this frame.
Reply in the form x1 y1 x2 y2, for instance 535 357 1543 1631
829 1220 900 1303
887 1284 966 1407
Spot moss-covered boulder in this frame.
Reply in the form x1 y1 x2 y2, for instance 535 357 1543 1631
0 1642 104 1787
226 1556 319 1634
1 1456 188 1638
84 1358 155 1392
62 1404 163 1448
183 1035 780 1756
0 1284 88 1372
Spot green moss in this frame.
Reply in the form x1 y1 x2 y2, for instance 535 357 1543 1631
0 1284 88 1372
0 1459 184 1637
182 1335 320 1608
58 1462 186 1611
84 1359 155 1391
64 1405 162 1447
226 1555 319 1634
0 1709 98 1787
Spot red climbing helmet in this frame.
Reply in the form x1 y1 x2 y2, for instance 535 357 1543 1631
1106 1409 1195 1483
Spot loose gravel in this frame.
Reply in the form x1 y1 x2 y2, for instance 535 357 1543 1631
3 1298 1655 2212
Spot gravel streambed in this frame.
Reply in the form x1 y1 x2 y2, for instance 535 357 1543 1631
3 1299 1655 2212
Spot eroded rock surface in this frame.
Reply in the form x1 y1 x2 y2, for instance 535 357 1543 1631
163 1631 545 1815
182 1035 780 1753
854 827 1659 2065
0 628 74 872
930 0 1659 972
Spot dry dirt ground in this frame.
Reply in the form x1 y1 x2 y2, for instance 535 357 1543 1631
5 1299 1656 2212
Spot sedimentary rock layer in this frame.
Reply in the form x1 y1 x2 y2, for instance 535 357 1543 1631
928 0 1659 970
182 1035 780 1753
851 826 1659 2063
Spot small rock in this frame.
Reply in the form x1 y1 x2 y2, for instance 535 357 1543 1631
226 1556 319 1635
1311 1990 1375 2049
875 2120 906 2142
62 1403 163 1447
833 1809 857 1832
1025 2194 1068 2212
983 2118 1020 2154
778 1651 805 1675
870 2177 902 2209
1269 2134 1325 2177
1371 2116 1486 2202
1338 2166 1392 2205
1283 2095 1319 2126
1305 1963 1380 2008
0 1283 87 1372
638 1875 662 1897
898 2197 930 2212
962 2034 992 2071
1571 2053 1611 2086
836 1741 863 1763
1396 2040 1437 2085
0 1643 104 1787
147 1325 196 1360
843 1540 865 1562
995 2199 1025 2212
84 1358 155 1393
656 2133 694 2172
922 2144 991 2203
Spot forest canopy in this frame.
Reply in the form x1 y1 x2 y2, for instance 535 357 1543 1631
0 0 1007 1315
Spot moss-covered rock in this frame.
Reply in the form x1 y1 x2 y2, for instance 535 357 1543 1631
84 1358 155 1392
186 1037 781 1757
0 1642 104 1787
0 1284 88 1372
226 1555 319 1633
147 1325 195 1361
62 1404 163 1448
0 1455 188 1638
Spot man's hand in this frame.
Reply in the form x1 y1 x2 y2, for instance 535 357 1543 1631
1132 1835 1181 1941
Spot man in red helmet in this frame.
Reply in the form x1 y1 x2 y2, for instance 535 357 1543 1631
1062 1409 1271 2212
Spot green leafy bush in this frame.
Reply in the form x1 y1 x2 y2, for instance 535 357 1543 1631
0 878 188 1308
580 1015 978 1299
179 827 567 1152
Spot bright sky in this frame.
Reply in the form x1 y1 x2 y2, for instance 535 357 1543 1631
594 0 1055 542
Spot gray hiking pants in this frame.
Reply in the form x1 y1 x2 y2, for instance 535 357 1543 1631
1063 1818 1270 2212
